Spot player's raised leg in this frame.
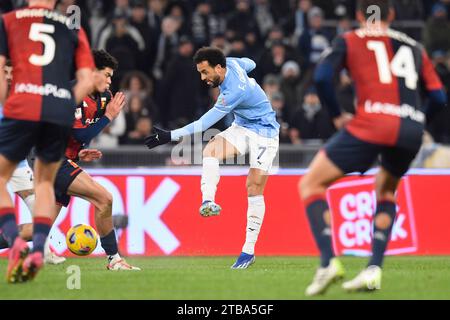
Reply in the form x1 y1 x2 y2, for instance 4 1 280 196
0 155 29 283
343 167 400 292
300 150 345 296
199 135 239 217
67 171 140 270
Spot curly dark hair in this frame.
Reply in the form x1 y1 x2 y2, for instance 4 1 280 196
193 47 226 68
93 49 119 71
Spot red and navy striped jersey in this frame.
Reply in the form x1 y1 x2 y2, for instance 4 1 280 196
319 27 443 148
65 90 112 160
0 6 94 127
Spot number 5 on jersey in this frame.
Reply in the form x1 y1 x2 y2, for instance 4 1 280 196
29 23 56 66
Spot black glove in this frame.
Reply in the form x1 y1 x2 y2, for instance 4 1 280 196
144 127 171 149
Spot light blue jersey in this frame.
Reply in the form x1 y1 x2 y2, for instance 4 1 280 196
0 104 28 168
171 57 280 140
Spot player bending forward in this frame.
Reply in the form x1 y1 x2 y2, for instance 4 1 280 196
301 0 447 296
145 47 280 269
50 49 140 270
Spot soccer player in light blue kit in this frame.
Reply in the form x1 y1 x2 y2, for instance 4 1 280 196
145 47 280 268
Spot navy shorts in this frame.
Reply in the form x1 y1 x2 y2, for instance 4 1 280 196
54 158 84 207
0 118 70 163
324 129 420 178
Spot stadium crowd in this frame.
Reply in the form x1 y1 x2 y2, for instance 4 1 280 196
1 0 449 147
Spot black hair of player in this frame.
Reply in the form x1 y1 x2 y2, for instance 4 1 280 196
193 47 226 68
5 59 11 67
92 50 118 71
357 0 393 21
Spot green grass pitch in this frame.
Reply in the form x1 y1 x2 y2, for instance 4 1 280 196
0 256 449 299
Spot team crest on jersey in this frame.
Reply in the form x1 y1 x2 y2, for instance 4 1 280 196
218 95 226 106
74 107 82 120
101 97 107 109
83 101 88 108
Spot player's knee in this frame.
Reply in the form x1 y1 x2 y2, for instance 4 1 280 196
299 176 314 200
374 213 392 230
96 191 113 215
247 182 264 196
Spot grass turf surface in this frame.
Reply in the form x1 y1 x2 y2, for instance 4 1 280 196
0 256 449 300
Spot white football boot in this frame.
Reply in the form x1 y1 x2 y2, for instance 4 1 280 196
199 201 221 217
342 265 382 292
107 255 141 271
305 258 345 296
44 238 66 265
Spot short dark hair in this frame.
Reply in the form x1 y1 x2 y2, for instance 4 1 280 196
357 0 393 21
5 59 11 67
93 49 119 71
193 47 226 68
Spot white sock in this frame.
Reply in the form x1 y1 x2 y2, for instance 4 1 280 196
201 157 220 202
242 195 265 255
108 253 120 262
23 194 35 214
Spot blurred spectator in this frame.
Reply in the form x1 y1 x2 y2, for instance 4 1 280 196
97 11 145 89
270 92 291 143
336 16 353 36
120 71 153 100
152 16 182 80
120 70 160 122
393 0 424 20
258 41 290 81
289 87 335 143
129 0 154 74
264 25 289 50
280 60 307 117
254 0 275 39
147 0 167 34
244 31 264 62
123 116 153 145
164 1 191 37
158 36 202 128
262 74 281 101
426 50 450 143
191 0 225 48
111 0 132 18
226 0 259 40
268 0 291 24
122 95 151 144
423 2 450 53
228 36 248 57
210 33 232 56
281 0 312 45
298 6 331 71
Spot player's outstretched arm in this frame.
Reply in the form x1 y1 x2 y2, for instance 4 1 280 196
72 92 126 144
144 107 228 149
